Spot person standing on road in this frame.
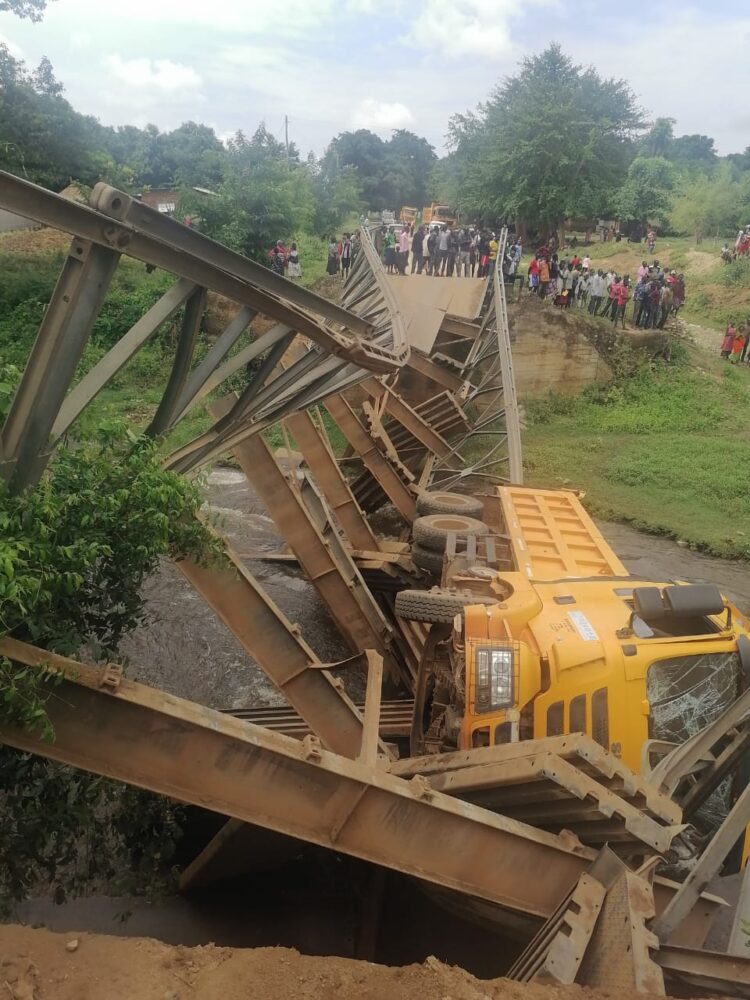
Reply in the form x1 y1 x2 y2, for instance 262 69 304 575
340 234 352 279
457 228 471 277
537 255 550 299
397 227 409 275
613 275 629 327
730 327 747 364
374 225 386 259
447 228 459 276
576 269 590 308
287 242 302 280
488 234 499 280
658 282 673 328
411 225 425 273
384 228 397 273
587 270 604 315
742 320 750 362
326 237 339 276
434 225 449 276
721 322 736 359
426 227 438 275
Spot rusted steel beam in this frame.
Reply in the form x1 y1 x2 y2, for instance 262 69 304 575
652 780 750 943
362 378 451 458
324 394 417 522
175 542 378 760
91 184 376 341
0 638 600 922
406 351 467 392
576 867 665 995
1 240 120 491
283 408 381 552
210 396 392 661
147 286 207 437
656 944 750 999
52 277 197 439
0 172 398 373
170 305 257 424
440 315 481 339
492 235 523 484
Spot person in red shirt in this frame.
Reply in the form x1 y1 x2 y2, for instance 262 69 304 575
613 276 630 327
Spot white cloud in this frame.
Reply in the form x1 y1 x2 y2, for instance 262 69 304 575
351 98 414 131
406 0 553 58
69 30 91 50
103 54 203 94
45 0 336 33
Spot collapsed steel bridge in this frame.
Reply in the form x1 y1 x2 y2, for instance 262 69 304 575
1 173 750 995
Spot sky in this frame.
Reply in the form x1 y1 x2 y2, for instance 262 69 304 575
1 0 749 157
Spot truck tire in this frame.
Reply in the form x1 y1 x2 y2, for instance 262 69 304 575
411 543 445 576
413 514 489 553
416 490 484 520
396 588 496 624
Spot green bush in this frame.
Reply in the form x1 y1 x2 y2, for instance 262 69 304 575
0 252 63 317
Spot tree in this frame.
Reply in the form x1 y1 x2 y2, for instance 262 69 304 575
444 45 644 239
0 0 47 20
670 166 743 242
31 55 63 97
383 129 436 209
670 133 717 169
640 118 675 158
615 156 675 227
322 129 388 208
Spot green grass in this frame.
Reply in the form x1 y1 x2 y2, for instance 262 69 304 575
523 362 750 559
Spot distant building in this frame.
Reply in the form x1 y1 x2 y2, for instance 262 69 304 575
139 187 178 216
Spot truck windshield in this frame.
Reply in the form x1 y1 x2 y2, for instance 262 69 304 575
647 651 739 831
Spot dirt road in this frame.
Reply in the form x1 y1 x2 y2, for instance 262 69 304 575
0 924 665 1000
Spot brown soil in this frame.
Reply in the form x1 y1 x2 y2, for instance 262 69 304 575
0 226 69 254
0 925 662 1000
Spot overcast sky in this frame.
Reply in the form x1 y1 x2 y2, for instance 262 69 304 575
1 0 748 157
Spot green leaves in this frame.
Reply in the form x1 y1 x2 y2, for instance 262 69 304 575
0 426 216 659
438 44 645 230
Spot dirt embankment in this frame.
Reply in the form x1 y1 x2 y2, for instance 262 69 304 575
0 925 666 1000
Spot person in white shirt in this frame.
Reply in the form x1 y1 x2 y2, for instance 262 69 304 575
582 255 591 271
577 271 590 308
588 270 606 315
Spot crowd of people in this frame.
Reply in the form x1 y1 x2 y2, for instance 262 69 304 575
372 222 517 279
267 240 302 279
269 224 692 335
523 251 686 329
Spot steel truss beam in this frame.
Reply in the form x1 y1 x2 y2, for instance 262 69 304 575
0 637 603 923
0 172 408 493
209 395 395 673
429 227 523 491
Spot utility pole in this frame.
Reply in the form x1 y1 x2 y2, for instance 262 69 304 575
284 115 290 169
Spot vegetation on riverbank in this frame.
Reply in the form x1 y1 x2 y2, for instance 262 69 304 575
523 345 750 560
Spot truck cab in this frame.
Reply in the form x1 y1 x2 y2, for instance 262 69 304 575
407 488 750 784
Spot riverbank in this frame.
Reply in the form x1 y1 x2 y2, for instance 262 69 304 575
522 335 750 561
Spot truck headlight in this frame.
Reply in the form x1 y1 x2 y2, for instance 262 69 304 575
474 647 514 713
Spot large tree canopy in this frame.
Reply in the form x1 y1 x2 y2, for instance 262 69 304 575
441 44 645 237
321 128 436 211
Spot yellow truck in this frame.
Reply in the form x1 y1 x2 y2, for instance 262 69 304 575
422 203 458 227
397 486 750 781
399 206 418 225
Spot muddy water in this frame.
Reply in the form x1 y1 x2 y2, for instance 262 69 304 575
598 520 750 615
119 468 351 709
